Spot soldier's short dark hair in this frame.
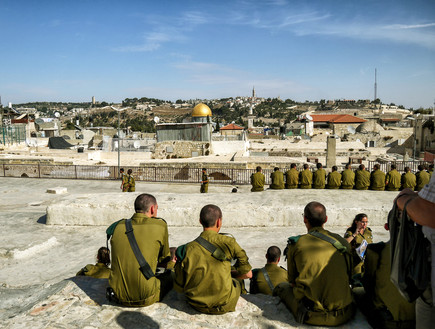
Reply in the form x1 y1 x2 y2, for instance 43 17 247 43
274 167 279 171
303 164 309 170
418 165 424 171
316 163 322 169
200 204 222 228
374 164 380 170
290 163 296 169
304 201 327 227
120 168 124 172
266 246 281 262
332 166 338 171
202 168 207 171
430 164 434 170
391 164 396 170
256 166 262 172
345 163 351 169
97 247 110 266
404 166 410 172
359 164 365 170
127 169 133 174
134 193 157 213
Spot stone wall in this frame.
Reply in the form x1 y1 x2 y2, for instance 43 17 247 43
153 141 212 159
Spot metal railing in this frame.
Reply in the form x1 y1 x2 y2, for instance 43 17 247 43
1 161 432 184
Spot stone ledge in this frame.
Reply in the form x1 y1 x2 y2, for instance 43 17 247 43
46 190 397 227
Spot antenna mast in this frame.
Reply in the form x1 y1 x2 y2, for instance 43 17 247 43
374 68 377 101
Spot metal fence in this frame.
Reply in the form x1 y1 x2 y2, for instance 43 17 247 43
367 160 432 173
1 161 432 184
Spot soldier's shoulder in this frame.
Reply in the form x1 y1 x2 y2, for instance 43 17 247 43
287 235 301 245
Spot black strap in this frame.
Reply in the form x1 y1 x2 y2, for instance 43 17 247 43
261 267 275 293
194 236 228 262
125 218 155 280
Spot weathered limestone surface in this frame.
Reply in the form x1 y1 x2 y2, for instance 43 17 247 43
47 189 396 227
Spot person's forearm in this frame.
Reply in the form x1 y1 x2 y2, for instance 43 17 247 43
396 190 435 228
232 269 252 279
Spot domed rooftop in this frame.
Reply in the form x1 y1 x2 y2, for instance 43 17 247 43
192 103 212 117
356 121 384 133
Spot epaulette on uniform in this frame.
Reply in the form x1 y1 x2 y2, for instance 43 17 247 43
219 232 234 239
106 219 123 237
287 235 301 245
155 217 167 223
175 243 187 262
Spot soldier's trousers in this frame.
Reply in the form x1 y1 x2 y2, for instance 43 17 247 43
274 282 355 326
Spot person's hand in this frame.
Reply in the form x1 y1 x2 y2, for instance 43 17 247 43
394 188 416 203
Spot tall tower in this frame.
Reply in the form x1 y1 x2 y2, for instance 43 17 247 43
252 86 256 99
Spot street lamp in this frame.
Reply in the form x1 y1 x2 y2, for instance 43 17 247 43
111 106 127 175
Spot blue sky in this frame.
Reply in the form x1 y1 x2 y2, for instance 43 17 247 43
1 0 434 109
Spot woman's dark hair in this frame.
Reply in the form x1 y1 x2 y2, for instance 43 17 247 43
97 247 110 266
349 213 368 232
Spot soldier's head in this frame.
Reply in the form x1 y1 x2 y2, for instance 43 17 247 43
374 164 380 171
97 247 110 266
345 163 351 170
303 201 327 229
266 246 281 264
290 163 296 169
274 167 279 172
120 168 124 173
359 164 365 171
256 166 262 172
390 164 396 170
351 213 369 232
200 204 222 231
303 164 309 170
127 169 133 175
316 163 323 169
332 166 338 172
134 193 158 217
404 166 411 173
430 164 434 171
418 165 424 171
202 168 207 172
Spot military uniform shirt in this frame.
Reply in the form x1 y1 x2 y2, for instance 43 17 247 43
270 171 285 189
287 227 353 312
200 172 209 193
109 213 170 306
355 169 370 190
251 172 265 192
385 169 401 191
401 172 416 190
312 168 326 189
285 168 299 189
174 230 252 313
299 169 313 189
415 170 430 191
370 170 386 191
76 262 110 279
327 171 342 189
341 169 355 189
250 263 287 295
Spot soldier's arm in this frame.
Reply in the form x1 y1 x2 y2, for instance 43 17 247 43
231 240 252 279
396 188 435 228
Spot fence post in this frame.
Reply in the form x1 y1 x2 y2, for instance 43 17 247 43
75 165 78 179
38 162 41 178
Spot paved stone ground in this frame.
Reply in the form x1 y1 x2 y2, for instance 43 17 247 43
0 177 393 328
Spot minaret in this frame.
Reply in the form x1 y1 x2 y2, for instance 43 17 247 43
374 68 377 101
252 86 256 99
248 87 256 129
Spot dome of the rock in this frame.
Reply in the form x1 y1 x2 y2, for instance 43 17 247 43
192 103 212 117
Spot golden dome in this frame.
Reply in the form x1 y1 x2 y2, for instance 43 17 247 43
192 103 212 117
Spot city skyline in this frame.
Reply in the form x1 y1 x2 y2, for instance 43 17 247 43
1 0 434 109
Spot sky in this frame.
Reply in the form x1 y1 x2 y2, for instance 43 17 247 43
1 0 434 109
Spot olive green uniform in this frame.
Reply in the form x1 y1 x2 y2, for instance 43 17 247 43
200 172 209 193
121 173 128 192
76 262 110 279
341 169 355 189
370 169 386 191
312 168 326 189
275 227 355 326
344 227 373 275
108 213 171 307
285 168 299 189
327 171 342 189
250 263 287 295
126 174 135 192
385 169 401 191
415 170 430 191
361 242 415 328
299 169 313 189
355 169 370 190
270 171 285 189
401 171 416 190
250 172 265 192
174 230 252 314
